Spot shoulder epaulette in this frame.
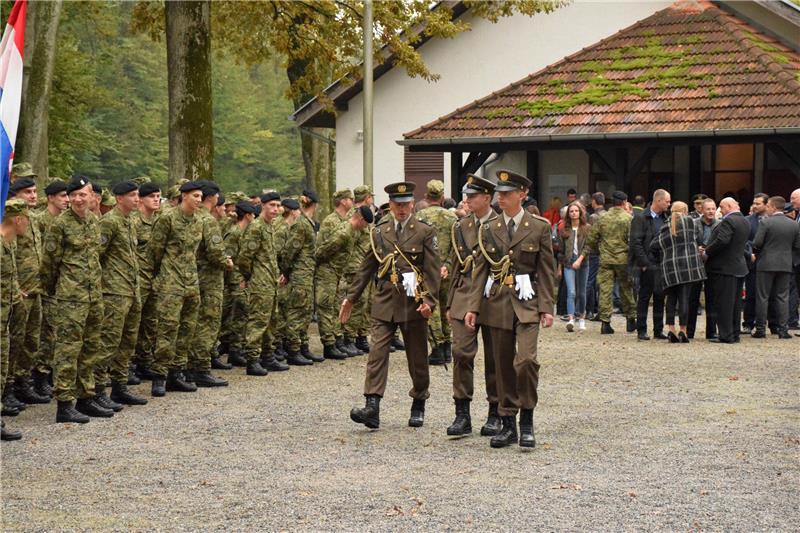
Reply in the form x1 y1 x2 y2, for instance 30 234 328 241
532 214 550 224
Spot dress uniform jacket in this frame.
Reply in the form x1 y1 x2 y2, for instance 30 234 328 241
447 211 498 320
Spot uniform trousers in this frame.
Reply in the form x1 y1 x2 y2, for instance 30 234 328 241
52 300 104 402
364 318 429 400
97 294 141 385
8 295 41 380
451 318 497 403
489 319 541 417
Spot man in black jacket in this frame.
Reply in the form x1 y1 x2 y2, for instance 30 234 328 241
752 196 800 339
741 193 769 334
629 189 670 340
704 198 751 344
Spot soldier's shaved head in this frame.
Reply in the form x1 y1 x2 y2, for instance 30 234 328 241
790 188 800 209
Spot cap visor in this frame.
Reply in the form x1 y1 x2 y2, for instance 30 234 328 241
389 195 415 203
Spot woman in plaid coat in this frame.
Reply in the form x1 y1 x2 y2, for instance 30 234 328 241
649 201 706 343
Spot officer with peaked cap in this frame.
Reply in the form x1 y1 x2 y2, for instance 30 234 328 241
341 181 441 429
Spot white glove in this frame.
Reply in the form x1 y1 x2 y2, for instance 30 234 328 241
515 274 535 301
483 276 494 298
402 272 417 298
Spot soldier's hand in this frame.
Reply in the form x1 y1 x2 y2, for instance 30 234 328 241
239 281 247 289
225 257 234 271
465 312 477 330
445 309 452 323
540 313 554 328
339 299 353 323
278 275 288 286
417 303 432 319
440 266 449 279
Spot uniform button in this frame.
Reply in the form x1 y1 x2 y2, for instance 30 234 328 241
509 250 514 255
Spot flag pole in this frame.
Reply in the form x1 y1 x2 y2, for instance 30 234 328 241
362 0 373 190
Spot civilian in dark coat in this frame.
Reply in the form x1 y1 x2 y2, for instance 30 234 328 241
742 193 769 332
752 196 800 338
629 189 670 340
704 198 750 344
687 198 719 339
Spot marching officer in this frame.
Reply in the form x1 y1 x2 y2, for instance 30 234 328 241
465 170 556 449
340 182 441 429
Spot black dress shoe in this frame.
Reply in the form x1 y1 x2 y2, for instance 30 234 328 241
601 322 614 334
110 383 148 405
323 344 347 361
261 353 290 371
408 399 425 427
211 357 233 370
519 409 535 448
227 352 248 367
1 421 22 441
443 341 452 364
428 344 445 365
166 371 197 392
740 326 753 335
193 371 229 387
751 329 766 339
15 378 51 404
626 318 637 333
75 398 114 418
668 331 680 343
56 400 90 423
705 334 718 340
708 338 733 344
446 399 472 436
653 331 668 340
350 395 380 429
151 377 166 397
246 361 269 376
490 416 518 448
777 330 792 339
481 403 502 436
391 337 405 350
679 332 689 343
300 344 325 363
94 386 123 412
637 332 650 341
355 336 370 353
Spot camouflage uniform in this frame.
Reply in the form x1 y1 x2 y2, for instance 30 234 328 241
342 216 371 340
40 209 104 402
8 210 43 383
96 207 142 386
314 211 351 346
220 222 248 356
279 212 316 352
132 210 159 368
581 206 636 322
187 208 229 372
34 210 60 374
238 216 280 363
270 217 292 353
1 235 22 400
416 202 456 349
149 208 203 377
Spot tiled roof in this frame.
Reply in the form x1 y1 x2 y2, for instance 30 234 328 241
402 1 800 143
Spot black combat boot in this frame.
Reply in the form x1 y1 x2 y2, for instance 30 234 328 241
261 352 290 371
408 398 426 428
1 403 20 417
392 337 405 351
2 389 26 412
601 321 615 334
166 370 197 392
1 420 22 441
519 409 536 448
94 385 123 412
216 342 229 358
191 371 229 387
211 357 233 370
300 344 325 363
428 344 445 366
480 403 502 436
246 361 269 376
182 370 196 382
32 371 53 397
355 336 370 353
285 350 313 366
127 366 141 385
350 395 380 429
446 399 472 436
343 336 364 355
490 416 518 448
626 318 636 333
56 400 90 423
323 344 348 361
151 376 166 397
75 397 114 418
136 365 160 381
110 382 148 405
227 351 248 367
443 341 452 364
336 337 359 357
14 377 50 404
275 343 289 360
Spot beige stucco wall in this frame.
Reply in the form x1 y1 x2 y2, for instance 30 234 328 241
335 1 672 203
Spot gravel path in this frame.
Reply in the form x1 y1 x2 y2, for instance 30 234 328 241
2 317 799 531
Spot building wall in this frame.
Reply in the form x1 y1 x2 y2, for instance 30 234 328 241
335 1 672 203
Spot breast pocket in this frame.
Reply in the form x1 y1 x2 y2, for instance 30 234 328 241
518 238 540 266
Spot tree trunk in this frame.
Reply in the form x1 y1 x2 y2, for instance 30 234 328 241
17 0 63 186
165 0 213 186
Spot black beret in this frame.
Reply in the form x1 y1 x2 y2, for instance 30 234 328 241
199 180 220 198
111 181 138 196
179 180 203 193
235 201 257 216
139 182 161 197
216 193 225 207
44 180 68 196
260 191 280 203
9 177 36 195
281 198 300 210
67 177 92 194
358 205 374 224
91 182 103 194
253 204 262 216
612 190 628 202
302 189 320 204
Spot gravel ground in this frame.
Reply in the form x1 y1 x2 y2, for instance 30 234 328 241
2 316 799 532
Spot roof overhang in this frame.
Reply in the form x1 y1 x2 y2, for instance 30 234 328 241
398 127 800 152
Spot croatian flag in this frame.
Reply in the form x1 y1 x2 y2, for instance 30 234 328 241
0 0 26 219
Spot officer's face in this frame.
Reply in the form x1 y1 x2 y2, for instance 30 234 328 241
497 189 526 213
263 200 281 221
117 190 140 213
69 185 93 217
465 192 491 215
49 191 69 212
15 186 37 207
141 192 161 212
390 200 413 222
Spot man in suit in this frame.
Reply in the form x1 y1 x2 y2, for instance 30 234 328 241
704 197 750 344
341 182 441 430
629 189 670 341
791 188 800 337
687 198 718 339
741 193 769 334
752 196 800 339
465 170 557 449
445 175 500 438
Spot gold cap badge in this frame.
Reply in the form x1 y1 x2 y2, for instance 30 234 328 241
398 184 407 193
499 172 509 181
